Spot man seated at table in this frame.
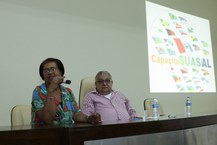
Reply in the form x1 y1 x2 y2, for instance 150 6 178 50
81 71 138 122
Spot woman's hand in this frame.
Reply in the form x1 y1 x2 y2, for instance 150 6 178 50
47 76 64 93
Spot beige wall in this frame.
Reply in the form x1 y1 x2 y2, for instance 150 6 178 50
0 0 216 126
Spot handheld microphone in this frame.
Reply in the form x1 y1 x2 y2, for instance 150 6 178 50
63 80 71 84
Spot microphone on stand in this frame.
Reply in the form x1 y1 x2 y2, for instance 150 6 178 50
63 80 71 84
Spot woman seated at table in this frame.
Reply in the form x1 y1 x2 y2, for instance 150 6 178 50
31 58 101 125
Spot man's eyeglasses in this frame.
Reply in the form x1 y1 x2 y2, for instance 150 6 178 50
43 67 58 74
96 79 113 85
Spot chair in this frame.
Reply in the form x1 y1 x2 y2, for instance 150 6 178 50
11 105 31 126
79 77 95 108
144 98 165 117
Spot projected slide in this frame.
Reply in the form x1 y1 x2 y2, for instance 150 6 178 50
146 1 216 92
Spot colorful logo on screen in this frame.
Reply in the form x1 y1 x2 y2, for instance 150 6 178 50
149 11 214 92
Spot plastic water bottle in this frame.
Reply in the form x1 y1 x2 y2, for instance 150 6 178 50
152 99 159 120
185 96 192 117
143 110 148 121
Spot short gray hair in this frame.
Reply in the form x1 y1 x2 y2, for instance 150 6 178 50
95 71 112 81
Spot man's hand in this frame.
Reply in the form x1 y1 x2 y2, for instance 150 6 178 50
87 113 101 124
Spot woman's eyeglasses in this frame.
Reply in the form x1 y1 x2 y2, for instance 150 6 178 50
43 67 58 74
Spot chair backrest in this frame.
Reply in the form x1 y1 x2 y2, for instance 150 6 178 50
11 105 31 126
144 98 165 117
79 77 95 108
